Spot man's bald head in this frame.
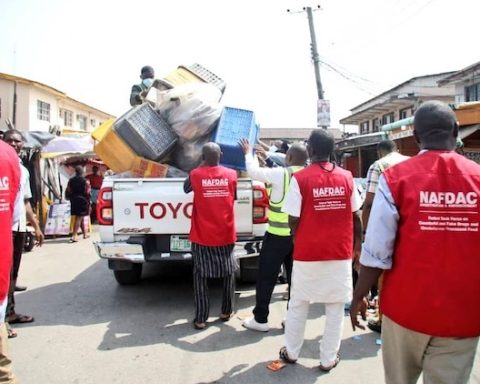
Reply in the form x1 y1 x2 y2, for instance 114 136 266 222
286 143 308 166
202 142 222 166
413 101 458 151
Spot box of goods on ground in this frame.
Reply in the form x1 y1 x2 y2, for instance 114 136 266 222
92 63 258 178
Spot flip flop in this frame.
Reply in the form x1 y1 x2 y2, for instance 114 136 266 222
69 239 78 243
8 314 34 324
193 320 206 330
319 355 340 372
219 313 232 322
7 326 17 339
279 346 297 364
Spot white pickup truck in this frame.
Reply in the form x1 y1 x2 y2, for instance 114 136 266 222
93 177 269 285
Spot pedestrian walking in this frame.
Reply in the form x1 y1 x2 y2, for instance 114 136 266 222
350 101 480 384
279 129 362 371
183 143 238 330
239 138 307 332
66 166 91 242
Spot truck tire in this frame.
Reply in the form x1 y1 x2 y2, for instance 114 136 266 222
239 258 259 283
113 264 142 285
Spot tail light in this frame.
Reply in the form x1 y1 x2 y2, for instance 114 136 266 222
96 187 113 226
253 184 269 224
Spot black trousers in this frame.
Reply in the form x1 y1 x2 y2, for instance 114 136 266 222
253 232 293 324
7 232 26 319
193 272 235 323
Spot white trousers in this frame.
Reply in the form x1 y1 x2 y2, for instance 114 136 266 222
284 298 345 366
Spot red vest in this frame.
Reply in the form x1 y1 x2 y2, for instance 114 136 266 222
293 163 354 261
382 151 480 337
189 165 237 246
0 142 20 302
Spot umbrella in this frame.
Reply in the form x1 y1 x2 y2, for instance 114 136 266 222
42 135 94 158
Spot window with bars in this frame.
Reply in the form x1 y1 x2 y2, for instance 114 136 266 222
465 83 480 102
381 113 395 126
60 109 73 127
360 121 370 134
77 114 87 130
37 100 50 121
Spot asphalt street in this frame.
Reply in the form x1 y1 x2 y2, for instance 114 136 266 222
8 227 480 384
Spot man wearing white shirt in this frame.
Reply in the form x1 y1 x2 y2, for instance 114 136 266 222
279 129 362 372
3 130 44 334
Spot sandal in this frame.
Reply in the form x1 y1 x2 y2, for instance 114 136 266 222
193 320 206 330
219 313 232 322
319 354 340 372
69 239 78 243
279 346 297 364
8 314 34 324
6 326 17 339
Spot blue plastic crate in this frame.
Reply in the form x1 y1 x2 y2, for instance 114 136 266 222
213 107 258 170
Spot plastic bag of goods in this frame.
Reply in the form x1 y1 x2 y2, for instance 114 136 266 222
170 136 211 173
157 83 223 142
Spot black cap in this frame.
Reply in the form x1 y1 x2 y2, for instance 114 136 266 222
140 65 154 79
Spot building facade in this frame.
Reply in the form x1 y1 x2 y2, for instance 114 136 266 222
0 73 114 134
340 72 456 134
438 61 480 103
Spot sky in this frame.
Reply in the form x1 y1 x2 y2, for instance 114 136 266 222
0 0 478 132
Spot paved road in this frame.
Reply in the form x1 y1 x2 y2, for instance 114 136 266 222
9 227 480 384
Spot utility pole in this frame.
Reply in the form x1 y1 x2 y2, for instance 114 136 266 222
306 6 324 100
288 6 328 128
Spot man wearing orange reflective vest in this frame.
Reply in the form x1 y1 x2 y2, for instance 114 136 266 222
351 101 480 384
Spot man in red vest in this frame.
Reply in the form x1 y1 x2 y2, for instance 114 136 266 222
184 143 238 330
278 129 362 371
351 100 480 384
0 139 20 382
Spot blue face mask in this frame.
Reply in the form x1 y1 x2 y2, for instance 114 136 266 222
142 78 154 88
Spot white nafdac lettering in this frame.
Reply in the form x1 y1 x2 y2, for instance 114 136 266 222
313 186 345 198
0 176 9 191
419 191 478 205
202 178 229 187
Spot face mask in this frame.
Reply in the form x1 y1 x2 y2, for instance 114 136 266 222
142 78 154 88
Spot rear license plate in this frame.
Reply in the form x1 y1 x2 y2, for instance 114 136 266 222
170 236 192 252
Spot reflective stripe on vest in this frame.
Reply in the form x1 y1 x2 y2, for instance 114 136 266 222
267 166 302 236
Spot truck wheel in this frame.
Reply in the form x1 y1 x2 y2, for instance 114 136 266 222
239 258 258 283
113 264 142 285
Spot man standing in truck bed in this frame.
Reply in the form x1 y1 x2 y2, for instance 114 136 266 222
183 143 238 330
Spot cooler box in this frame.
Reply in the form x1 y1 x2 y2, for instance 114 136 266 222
164 63 226 94
92 119 169 176
113 103 178 162
93 119 137 172
213 107 258 171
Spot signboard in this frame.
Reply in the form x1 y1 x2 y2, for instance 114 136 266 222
44 203 71 235
317 99 330 127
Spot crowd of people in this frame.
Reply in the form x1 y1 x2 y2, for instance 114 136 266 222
0 129 103 383
184 101 479 383
0 100 478 383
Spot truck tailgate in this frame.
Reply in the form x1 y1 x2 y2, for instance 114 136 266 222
112 178 253 235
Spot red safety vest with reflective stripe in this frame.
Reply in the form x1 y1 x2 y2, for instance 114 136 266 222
293 163 354 261
382 151 480 337
189 165 237 246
